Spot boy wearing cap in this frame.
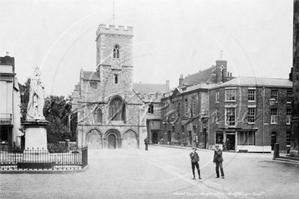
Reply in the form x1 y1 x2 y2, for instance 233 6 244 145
213 145 225 179
190 148 202 179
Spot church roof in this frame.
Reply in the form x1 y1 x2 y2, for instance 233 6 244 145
133 83 170 95
181 66 216 86
82 71 100 81
213 76 292 89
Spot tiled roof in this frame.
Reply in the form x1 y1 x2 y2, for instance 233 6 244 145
181 66 216 86
213 76 292 88
133 83 170 95
181 83 219 93
82 71 100 81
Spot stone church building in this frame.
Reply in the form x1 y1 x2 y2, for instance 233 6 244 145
72 24 169 149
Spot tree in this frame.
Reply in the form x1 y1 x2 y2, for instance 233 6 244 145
44 95 73 143
19 78 30 122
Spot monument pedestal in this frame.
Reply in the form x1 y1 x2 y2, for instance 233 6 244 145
18 120 55 169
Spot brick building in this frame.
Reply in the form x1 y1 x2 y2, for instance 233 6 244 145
208 77 292 152
160 60 233 148
0 53 22 149
72 24 169 149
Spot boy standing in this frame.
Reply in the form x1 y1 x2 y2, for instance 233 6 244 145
213 145 225 179
190 148 201 179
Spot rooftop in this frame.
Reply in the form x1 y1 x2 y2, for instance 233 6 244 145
82 71 100 81
181 66 216 86
213 76 292 89
133 83 170 95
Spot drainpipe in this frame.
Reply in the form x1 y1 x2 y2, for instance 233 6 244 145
262 87 265 153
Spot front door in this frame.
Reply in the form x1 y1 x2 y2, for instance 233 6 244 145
108 134 116 149
152 132 158 144
271 133 277 150
189 131 192 146
226 134 235 150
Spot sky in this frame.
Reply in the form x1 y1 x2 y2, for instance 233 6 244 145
0 0 293 96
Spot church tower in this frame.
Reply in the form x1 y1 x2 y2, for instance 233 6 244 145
95 24 133 96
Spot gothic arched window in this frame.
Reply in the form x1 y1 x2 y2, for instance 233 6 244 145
109 97 125 121
113 45 120 58
95 108 102 123
148 104 154 113
114 74 118 84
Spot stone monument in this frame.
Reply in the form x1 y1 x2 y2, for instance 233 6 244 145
18 67 54 169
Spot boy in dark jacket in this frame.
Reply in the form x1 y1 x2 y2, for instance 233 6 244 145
213 145 225 179
144 137 149 151
190 148 201 179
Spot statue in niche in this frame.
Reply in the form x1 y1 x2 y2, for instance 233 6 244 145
26 66 45 120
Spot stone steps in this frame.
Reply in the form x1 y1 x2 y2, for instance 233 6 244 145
274 157 299 165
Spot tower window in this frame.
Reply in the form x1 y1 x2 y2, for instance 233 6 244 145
90 81 97 89
109 97 125 121
113 45 120 58
114 74 118 84
95 108 102 123
148 104 154 113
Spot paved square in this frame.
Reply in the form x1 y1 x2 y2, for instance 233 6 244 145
0 146 298 199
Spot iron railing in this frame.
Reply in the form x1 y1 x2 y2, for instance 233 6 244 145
0 147 88 170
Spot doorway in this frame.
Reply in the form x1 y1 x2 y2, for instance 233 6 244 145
167 131 171 144
152 132 158 144
226 134 235 150
108 134 116 149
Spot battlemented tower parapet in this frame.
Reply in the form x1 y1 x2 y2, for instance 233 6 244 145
96 24 133 39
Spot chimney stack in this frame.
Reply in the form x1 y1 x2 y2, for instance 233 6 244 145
166 80 170 89
215 60 227 83
179 74 184 86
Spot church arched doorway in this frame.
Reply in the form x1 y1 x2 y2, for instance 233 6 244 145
123 130 138 149
86 129 103 149
108 134 116 149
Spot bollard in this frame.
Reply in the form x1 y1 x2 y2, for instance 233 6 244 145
273 143 279 160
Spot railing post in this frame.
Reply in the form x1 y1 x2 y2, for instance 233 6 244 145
273 143 279 160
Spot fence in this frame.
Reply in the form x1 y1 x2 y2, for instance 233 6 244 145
0 147 88 170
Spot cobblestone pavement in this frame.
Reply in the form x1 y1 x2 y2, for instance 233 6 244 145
0 145 298 199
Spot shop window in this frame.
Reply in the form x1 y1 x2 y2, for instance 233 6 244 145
237 131 255 145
